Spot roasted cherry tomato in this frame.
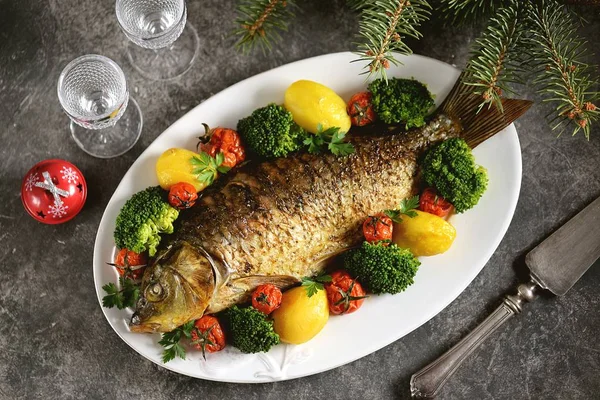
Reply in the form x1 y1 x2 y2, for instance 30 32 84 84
325 270 368 315
251 284 283 315
109 249 147 280
198 125 245 168
363 213 393 244
347 91 376 127
191 315 226 358
419 187 453 218
168 181 198 210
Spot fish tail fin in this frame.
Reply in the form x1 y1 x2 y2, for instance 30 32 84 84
440 70 534 148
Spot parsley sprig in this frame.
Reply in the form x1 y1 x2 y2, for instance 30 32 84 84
384 195 420 223
190 152 231 187
102 277 140 309
158 321 195 363
301 274 332 297
304 125 355 156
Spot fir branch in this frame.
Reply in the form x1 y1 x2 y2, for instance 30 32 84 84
527 0 599 138
435 0 513 25
234 0 295 53
353 0 432 80
465 1 528 112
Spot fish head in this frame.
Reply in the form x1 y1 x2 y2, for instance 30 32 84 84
129 241 215 333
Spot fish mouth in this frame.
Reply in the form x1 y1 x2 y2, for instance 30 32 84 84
128 241 225 333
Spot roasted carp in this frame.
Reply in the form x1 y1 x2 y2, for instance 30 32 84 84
130 75 532 333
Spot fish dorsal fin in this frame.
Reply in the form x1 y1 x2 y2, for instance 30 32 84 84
440 70 533 148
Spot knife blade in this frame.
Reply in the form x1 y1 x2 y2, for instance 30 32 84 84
410 195 600 398
526 195 600 295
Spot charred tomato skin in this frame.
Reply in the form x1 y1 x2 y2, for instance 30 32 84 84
112 249 147 280
251 284 283 315
363 213 393 244
198 127 245 168
325 270 367 315
168 182 199 210
347 91 376 127
419 187 453 217
191 315 226 354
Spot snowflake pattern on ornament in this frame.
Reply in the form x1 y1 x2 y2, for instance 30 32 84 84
60 166 79 184
24 172 39 191
48 202 69 219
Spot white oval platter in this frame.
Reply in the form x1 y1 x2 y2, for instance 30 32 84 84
93 52 521 383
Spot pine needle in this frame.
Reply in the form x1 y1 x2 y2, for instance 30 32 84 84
353 0 432 80
435 0 513 25
527 0 599 138
234 0 295 54
464 1 527 113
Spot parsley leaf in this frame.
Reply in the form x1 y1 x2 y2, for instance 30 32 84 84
190 152 229 187
384 195 420 223
301 274 332 297
159 321 195 363
303 125 355 156
102 277 140 309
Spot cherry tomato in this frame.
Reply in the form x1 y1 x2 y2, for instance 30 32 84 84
347 91 376 127
191 315 226 358
198 125 245 168
109 249 147 280
325 270 368 315
419 187 453 218
362 213 393 244
168 182 198 210
251 284 283 315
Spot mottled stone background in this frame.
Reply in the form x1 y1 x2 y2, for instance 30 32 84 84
0 1 599 399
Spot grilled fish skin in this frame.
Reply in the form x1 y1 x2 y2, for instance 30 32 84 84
130 114 461 333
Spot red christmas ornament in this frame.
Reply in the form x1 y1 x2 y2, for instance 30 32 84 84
21 159 87 224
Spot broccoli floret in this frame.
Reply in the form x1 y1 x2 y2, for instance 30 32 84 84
343 242 420 294
225 306 280 353
237 103 307 159
421 138 488 213
368 78 435 128
113 186 179 256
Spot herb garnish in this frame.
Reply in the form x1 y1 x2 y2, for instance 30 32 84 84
190 152 231 187
158 321 195 363
301 274 332 297
102 277 140 309
384 195 420 223
304 125 355 156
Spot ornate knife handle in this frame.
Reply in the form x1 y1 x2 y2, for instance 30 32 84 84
410 281 538 398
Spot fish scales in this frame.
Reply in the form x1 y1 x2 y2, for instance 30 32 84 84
130 114 462 332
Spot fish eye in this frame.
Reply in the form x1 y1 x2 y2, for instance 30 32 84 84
145 282 165 302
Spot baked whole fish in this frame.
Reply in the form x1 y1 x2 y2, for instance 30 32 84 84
130 75 532 333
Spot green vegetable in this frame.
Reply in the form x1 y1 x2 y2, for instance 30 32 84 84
237 103 307 159
101 277 140 309
368 78 435 128
190 152 231 187
343 241 420 294
421 138 488 213
301 275 332 297
225 306 280 353
158 321 195 363
384 195 420 223
113 186 179 256
303 125 355 156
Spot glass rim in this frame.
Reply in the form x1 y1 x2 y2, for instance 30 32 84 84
115 0 186 41
57 54 128 122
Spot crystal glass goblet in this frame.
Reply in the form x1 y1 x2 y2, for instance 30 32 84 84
57 54 143 158
116 0 199 81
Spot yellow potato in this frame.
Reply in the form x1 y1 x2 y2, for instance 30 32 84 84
392 210 456 257
271 286 329 344
155 148 206 192
284 80 351 134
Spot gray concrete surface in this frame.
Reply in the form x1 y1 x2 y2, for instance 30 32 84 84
1 1 599 399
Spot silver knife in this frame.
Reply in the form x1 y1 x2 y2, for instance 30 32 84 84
410 195 600 398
